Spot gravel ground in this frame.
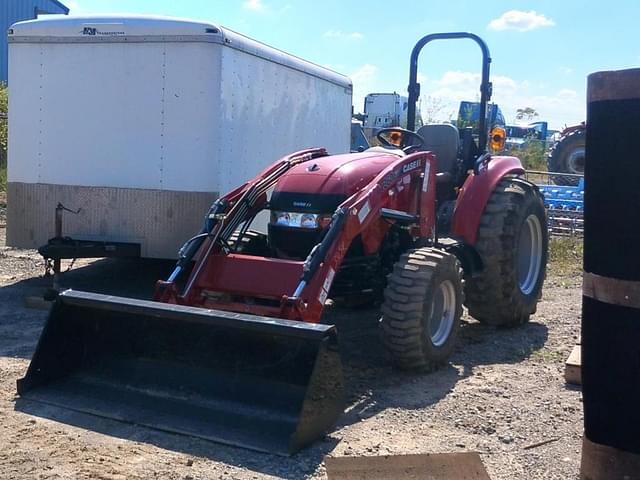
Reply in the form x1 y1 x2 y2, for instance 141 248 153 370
0 200 584 479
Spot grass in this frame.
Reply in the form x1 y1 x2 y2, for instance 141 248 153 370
505 138 548 171
530 348 565 363
548 237 583 278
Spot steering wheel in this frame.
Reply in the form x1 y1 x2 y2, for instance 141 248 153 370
376 127 425 153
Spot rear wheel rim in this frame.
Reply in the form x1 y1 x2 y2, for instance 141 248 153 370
517 214 543 295
429 280 456 347
567 147 585 174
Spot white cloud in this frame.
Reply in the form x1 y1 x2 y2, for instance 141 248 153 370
64 0 80 11
488 10 555 32
64 0 91 14
422 70 584 128
493 75 518 92
351 64 377 83
559 66 574 75
437 70 478 87
323 30 364 40
350 64 379 111
496 87 584 130
432 71 517 104
243 0 266 12
557 88 578 99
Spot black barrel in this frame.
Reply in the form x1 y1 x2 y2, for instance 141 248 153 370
17 290 344 455
582 68 640 478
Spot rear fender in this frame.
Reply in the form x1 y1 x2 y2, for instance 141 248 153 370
451 156 524 245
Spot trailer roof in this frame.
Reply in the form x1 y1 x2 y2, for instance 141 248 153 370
9 14 352 89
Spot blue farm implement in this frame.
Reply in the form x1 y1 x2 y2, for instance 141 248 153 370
526 170 584 236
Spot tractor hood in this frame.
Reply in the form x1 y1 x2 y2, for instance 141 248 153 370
271 150 402 213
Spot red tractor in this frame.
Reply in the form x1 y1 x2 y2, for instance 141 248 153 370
547 122 586 185
18 33 548 455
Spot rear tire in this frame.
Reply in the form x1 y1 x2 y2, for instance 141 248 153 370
547 128 585 186
380 248 463 371
465 177 548 326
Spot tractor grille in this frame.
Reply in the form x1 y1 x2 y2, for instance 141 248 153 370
268 224 323 259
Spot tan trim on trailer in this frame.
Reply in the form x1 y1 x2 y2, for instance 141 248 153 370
6 182 218 259
583 271 640 310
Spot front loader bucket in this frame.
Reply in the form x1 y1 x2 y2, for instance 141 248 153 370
17 290 344 455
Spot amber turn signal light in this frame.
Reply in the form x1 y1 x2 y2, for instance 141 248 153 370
489 126 506 152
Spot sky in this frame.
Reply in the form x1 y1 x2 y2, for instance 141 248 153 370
60 0 640 130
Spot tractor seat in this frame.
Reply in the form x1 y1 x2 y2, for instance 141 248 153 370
416 124 460 174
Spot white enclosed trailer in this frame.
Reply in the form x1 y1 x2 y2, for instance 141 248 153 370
7 15 352 258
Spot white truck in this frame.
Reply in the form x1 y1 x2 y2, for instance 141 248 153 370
363 92 409 130
6 15 352 259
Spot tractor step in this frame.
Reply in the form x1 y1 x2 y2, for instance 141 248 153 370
380 208 418 225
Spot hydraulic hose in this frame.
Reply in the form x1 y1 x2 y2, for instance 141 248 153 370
299 208 347 286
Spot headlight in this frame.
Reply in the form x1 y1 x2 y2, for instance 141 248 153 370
274 211 291 226
270 211 332 229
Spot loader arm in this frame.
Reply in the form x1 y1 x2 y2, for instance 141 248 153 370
154 148 328 302
172 150 437 323
287 150 437 322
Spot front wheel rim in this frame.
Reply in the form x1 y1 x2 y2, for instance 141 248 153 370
517 214 543 295
429 280 456 347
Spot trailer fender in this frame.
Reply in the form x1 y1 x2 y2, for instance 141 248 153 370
450 156 525 245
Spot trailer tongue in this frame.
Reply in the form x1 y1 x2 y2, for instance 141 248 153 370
18 290 343 455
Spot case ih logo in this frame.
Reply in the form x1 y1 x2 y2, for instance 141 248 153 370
402 159 422 173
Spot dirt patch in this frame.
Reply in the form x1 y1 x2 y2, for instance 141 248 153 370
0 243 583 479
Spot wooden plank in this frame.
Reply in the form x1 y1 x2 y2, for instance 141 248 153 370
325 452 491 480
565 345 582 386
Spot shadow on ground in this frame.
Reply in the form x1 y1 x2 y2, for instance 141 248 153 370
324 302 548 428
0 258 175 358
9 258 548 479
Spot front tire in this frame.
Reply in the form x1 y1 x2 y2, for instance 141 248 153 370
380 248 463 371
465 177 548 326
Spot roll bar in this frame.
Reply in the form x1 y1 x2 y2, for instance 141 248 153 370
407 32 492 151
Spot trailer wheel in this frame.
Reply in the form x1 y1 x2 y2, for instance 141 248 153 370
228 230 270 256
465 177 548 327
547 128 585 186
380 248 463 371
